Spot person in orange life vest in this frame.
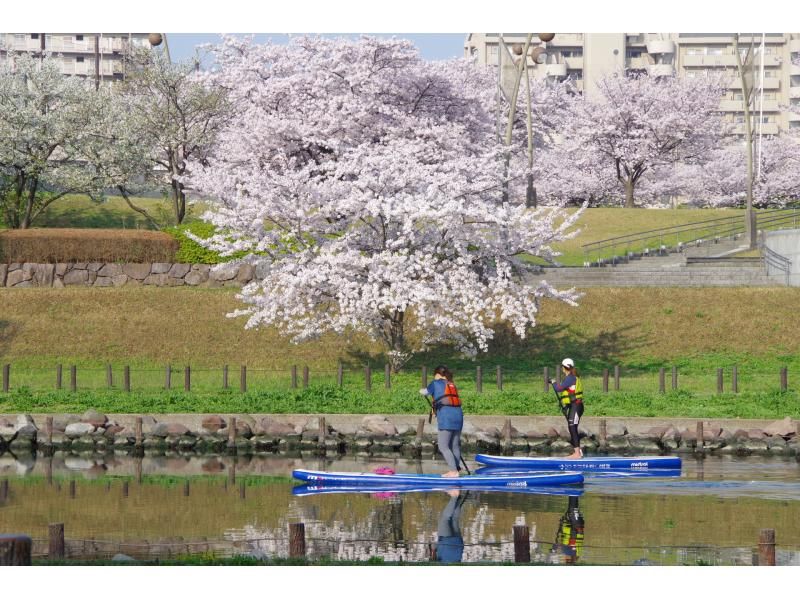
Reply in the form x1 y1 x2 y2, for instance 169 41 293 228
549 358 584 459
420 365 463 478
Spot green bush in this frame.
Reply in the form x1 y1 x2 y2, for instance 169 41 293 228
163 221 228 264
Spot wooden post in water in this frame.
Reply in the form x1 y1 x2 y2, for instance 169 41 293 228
56 364 62 390
69 480 76 499
45 416 53 445
70 365 77 392
659 368 665 393
122 481 129 497
184 366 191 392
228 417 237 451
240 366 247 393
165 365 171 390
758 529 776 565
106 364 113 388
543 367 549 392
496 365 503 391
696 421 704 450
239 480 246 500
0 479 8 501
0 535 32 565
183 480 190 497
476 366 483 393
503 419 512 450
124 366 130 392
222 365 229 390
384 364 391 389
318 417 326 446
289 523 306 558
2 364 9 393
291 365 298 389
780 367 788 392
732 365 738 393
602 369 609 393
135 457 142 484
614 365 620 391
337 362 343 387
49 523 65 560
415 418 425 446
134 417 143 447
421 366 428 388
365 365 371 392
599 419 608 450
228 460 237 486
303 366 309 389
513 525 531 563
716 368 723 394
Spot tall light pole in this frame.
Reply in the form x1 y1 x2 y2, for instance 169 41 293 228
733 33 758 250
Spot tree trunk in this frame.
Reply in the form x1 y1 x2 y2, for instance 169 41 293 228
172 179 186 225
624 179 636 208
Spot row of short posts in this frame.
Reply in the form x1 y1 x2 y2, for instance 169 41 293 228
0 364 792 394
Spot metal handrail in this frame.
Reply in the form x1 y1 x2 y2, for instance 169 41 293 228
762 245 792 286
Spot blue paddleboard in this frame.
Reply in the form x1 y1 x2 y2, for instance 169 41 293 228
474 466 683 479
474 454 682 471
292 469 583 488
292 484 584 497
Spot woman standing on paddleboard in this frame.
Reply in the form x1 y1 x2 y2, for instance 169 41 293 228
549 358 584 460
421 365 464 477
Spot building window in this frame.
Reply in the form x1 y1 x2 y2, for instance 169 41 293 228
76 35 84 41
790 121 800 129
567 69 583 80
707 47 724 55
30 34 39 40
561 49 583 58
76 56 84 63
626 49 642 59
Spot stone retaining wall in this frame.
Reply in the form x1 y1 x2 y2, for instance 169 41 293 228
1 412 797 458
0 262 257 288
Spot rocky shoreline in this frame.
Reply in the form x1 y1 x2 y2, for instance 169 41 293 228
1 412 798 458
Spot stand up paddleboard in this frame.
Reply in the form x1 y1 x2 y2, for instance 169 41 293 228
474 454 682 471
292 484 584 497
292 469 583 488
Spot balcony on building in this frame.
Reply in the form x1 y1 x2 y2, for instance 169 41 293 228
790 87 800 99
732 122 779 135
719 98 780 112
791 64 800 76
543 63 568 78
790 38 800 53
726 77 780 90
646 64 675 77
789 111 800 121
646 39 675 54
546 33 584 46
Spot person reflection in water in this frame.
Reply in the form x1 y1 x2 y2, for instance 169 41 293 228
551 495 584 564
435 489 466 563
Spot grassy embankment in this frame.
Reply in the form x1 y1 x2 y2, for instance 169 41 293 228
1 287 798 418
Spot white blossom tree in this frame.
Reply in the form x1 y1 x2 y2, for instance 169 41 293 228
187 36 582 370
562 73 725 208
0 54 97 228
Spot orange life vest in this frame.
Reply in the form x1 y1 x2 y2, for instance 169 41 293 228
442 381 461 407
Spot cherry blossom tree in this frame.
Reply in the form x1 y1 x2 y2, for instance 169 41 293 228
187 36 582 370
562 73 725 208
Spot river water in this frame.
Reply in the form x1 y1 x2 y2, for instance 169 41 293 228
1 453 799 565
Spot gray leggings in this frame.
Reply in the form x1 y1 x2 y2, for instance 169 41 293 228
438 429 462 471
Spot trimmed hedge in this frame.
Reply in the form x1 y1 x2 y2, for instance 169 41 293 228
163 221 227 264
0 228 178 263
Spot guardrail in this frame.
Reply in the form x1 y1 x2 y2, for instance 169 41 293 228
762 245 792 286
582 209 800 268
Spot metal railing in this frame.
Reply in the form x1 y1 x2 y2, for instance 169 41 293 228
582 209 800 268
762 245 792 286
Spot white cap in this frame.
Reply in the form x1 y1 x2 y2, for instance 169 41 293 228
561 358 575 368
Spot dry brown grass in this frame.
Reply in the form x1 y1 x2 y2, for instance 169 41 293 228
1 286 799 368
0 229 178 263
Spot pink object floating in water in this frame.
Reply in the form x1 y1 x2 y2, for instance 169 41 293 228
373 467 395 475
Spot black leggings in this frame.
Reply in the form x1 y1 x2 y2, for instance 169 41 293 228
563 401 584 448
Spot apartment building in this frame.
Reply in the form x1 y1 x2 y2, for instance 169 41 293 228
0 33 154 83
465 33 800 135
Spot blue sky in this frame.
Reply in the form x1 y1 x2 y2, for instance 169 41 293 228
166 33 467 64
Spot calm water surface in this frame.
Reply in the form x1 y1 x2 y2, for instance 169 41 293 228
1 453 799 565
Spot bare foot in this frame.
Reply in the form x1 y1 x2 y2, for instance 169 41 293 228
564 450 583 460
442 470 460 478
446 489 460 498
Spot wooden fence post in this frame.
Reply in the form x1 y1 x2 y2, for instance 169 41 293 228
240 365 247 393
503 419 512 450
0 535 32 565
659 368 665 393
496 365 503 391
49 523 65 560
45 416 53 445
365 365 371 392
758 529 776 566
421 366 428 388
56 364 62 390
602 369 609 393
543 367 549 392
289 523 306 558
476 366 483 393
291 365 298 389
716 368 723 394
614 365 620 391
732 365 738 393
780 367 788 392
223 365 229 390
303 366 309 389
70 365 77 392
184 366 191 392
318 417 326 445
106 364 113 388
2 364 9 393
384 364 391 389
672 366 678 390
165 364 171 390
228 417 237 450
337 362 343 387
696 421 704 450
512 525 531 563
134 417 143 447
124 366 130 392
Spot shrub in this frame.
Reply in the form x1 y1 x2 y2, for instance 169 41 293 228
163 221 248 264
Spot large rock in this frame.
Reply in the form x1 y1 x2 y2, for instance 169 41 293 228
65 422 96 437
747 429 767 440
98 263 123 277
764 417 796 439
236 264 255 283
143 273 169 286
202 415 226 433
111 274 129 287
151 262 172 274
63 269 89 286
607 422 627 437
185 266 210 286
54 415 80 432
165 423 191 436
33 263 56 286
94 276 113 287
360 415 397 436
149 423 170 438
168 263 191 278
259 417 296 436
81 409 108 428
209 263 239 282
123 263 152 280
15 414 36 431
